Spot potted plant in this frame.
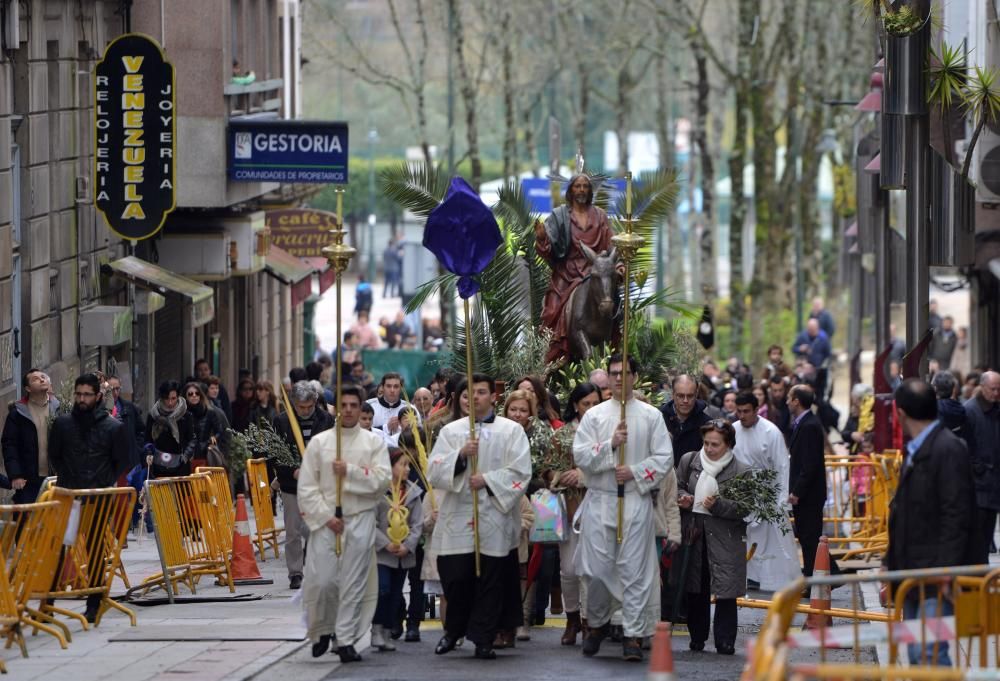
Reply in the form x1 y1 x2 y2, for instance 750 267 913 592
882 3 930 117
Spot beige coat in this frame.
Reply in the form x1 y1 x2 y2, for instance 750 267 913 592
653 466 682 543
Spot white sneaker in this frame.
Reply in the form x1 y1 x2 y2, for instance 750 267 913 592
516 625 531 641
371 624 396 651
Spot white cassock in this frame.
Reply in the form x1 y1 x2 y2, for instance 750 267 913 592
427 415 531 559
297 423 392 644
573 397 673 638
733 416 801 592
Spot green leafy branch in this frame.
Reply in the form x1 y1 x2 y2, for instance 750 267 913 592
719 468 789 532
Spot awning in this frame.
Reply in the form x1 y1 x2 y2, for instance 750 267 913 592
104 256 215 327
305 257 335 294
266 245 315 307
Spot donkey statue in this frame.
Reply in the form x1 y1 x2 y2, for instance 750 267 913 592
564 245 621 361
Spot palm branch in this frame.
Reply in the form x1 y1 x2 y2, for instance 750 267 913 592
379 162 451 219
610 168 681 275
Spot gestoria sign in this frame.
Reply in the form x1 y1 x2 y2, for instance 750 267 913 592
265 209 340 258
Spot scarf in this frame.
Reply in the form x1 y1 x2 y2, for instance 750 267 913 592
693 447 733 515
150 398 187 444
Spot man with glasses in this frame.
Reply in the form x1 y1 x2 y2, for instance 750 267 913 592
574 355 673 662
660 374 712 466
3 369 61 502
107 376 144 470
49 373 131 622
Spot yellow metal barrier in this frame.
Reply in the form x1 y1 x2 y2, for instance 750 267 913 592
0 499 73 654
743 565 1000 681
195 466 235 553
245 459 282 560
35 486 138 628
135 474 234 600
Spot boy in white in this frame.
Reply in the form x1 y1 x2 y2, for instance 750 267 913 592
573 355 673 662
427 373 531 660
732 392 800 591
298 384 392 663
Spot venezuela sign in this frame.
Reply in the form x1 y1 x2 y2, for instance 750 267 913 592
94 33 176 241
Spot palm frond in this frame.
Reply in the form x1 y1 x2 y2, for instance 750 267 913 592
632 285 696 318
379 162 451 219
610 168 681 277
404 271 457 315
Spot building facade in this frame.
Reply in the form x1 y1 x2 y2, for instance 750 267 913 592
0 0 317 430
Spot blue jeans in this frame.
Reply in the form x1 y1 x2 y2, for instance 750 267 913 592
374 564 407 628
902 594 953 666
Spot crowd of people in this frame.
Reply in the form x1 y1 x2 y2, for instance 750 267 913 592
2 292 996 667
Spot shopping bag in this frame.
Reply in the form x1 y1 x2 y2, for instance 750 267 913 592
528 489 568 543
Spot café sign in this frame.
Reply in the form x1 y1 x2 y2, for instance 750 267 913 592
265 208 340 258
94 33 176 241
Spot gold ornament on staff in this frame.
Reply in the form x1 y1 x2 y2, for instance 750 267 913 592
463 297 482 577
611 172 644 545
321 188 355 557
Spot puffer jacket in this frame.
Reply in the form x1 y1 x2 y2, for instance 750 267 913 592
2 397 60 482
273 408 334 494
49 407 131 489
676 450 749 599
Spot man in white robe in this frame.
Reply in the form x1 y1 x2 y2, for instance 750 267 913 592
427 373 531 660
298 384 392 662
573 355 673 662
732 392 801 592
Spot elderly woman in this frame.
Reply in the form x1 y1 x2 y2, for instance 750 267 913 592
676 419 750 656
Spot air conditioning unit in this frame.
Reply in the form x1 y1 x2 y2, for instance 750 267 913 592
974 128 1000 203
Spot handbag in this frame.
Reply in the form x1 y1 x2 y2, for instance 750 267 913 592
529 489 568 543
155 450 185 470
206 437 227 470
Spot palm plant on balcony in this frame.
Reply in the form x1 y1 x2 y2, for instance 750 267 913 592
960 65 1000 181
928 42 967 167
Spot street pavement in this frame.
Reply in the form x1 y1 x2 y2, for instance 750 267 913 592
7 501 904 681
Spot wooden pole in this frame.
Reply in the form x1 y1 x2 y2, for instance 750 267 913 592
463 297 481 577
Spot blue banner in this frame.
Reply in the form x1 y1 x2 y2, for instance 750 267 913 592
521 178 554 214
228 120 349 183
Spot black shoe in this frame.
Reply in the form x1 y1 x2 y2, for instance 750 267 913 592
336 645 362 663
84 604 100 624
689 640 705 652
311 635 331 658
747 579 761 591
581 623 610 657
435 635 458 655
716 642 736 655
289 575 302 590
609 624 623 642
622 637 643 662
473 645 496 660
404 629 420 642
390 623 404 640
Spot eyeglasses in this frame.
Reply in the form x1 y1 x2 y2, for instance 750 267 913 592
707 418 731 429
111 386 122 392
186 392 199 397
609 370 631 378
74 391 97 398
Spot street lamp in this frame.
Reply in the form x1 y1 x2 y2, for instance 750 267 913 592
368 126 378 282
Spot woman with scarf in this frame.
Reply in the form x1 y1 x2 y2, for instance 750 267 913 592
250 380 280 427
183 381 229 470
145 380 198 477
675 419 749 656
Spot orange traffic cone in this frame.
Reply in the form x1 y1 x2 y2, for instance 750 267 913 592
803 536 833 630
647 622 675 681
231 494 263 582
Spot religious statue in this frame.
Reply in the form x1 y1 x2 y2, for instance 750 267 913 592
534 174 622 363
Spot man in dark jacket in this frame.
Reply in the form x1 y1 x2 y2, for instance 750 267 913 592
931 371 965 435
787 384 828 578
2 368 61 502
107 375 144 469
889 378 974 666
49 373 131 622
963 370 1000 563
660 374 712 465
273 381 334 589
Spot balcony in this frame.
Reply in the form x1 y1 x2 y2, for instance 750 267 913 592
224 78 284 118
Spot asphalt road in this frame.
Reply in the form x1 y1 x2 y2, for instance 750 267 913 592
314 623 749 681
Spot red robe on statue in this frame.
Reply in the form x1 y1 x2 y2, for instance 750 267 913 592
536 205 613 363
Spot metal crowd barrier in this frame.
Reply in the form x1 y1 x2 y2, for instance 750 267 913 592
134 474 234 602
195 466 235 553
35 486 138 628
742 565 1000 681
0 499 73 657
245 458 282 560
